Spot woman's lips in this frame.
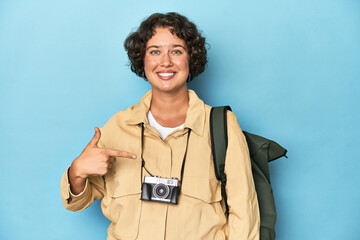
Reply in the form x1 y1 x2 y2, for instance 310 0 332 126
157 72 176 80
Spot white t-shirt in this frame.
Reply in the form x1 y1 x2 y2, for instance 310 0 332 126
147 110 184 139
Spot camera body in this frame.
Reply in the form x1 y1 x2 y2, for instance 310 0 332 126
141 176 180 204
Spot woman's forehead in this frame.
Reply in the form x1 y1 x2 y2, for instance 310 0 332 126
146 28 186 47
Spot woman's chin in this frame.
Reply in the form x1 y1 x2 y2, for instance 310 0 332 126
152 83 187 94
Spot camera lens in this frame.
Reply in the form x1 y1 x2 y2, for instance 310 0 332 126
153 183 170 199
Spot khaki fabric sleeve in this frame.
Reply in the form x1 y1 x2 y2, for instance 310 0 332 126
60 138 106 212
60 167 105 212
224 111 260 240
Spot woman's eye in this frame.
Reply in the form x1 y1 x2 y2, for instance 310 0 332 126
172 50 182 54
150 50 160 55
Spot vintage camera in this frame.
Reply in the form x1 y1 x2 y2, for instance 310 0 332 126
141 176 180 204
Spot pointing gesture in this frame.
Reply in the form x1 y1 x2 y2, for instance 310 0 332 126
68 127 137 195
85 127 136 162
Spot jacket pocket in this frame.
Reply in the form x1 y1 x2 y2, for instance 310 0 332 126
106 174 141 198
105 156 142 197
181 176 222 203
103 159 142 240
179 176 226 240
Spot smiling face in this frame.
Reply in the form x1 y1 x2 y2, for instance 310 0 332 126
144 28 190 94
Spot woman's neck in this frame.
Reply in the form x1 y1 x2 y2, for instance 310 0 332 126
150 88 189 128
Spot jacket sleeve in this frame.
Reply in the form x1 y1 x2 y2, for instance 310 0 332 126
224 111 260 240
60 140 106 212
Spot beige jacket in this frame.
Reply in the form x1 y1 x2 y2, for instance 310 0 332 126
61 90 260 240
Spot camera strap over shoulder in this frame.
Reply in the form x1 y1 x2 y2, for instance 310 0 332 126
139 123 191 189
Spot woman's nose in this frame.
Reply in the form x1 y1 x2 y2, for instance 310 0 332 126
160 53 173 67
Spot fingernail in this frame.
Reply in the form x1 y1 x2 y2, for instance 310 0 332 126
132 155 137 159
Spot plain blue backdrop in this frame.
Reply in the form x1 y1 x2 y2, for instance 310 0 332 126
1 0 359 239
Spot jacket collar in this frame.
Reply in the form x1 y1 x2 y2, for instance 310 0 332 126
126 89 205 136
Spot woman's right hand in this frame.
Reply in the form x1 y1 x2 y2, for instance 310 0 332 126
68 127 137 194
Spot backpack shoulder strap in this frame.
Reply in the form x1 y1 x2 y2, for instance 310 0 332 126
211 106 287 239
210 106 231 216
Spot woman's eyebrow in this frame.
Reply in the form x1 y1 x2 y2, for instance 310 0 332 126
146 44 186 50
172 44 186 50
147 45 160 50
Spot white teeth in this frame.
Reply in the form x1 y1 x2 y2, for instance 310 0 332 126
158 72 174 77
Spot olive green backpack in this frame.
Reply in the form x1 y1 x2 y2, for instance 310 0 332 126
210 106 287 240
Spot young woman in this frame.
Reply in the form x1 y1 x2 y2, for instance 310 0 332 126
61 12 260 240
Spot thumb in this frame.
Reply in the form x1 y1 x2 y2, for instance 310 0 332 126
87 127 101 148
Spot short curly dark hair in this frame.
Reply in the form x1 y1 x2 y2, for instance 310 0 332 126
124 12 207 82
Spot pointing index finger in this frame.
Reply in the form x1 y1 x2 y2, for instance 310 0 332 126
106 149 137 159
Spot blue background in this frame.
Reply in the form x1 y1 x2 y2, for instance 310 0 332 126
1 0 359 239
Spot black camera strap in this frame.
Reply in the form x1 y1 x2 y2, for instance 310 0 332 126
140 123 191 189
140 123 153 179
180 128 191 184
